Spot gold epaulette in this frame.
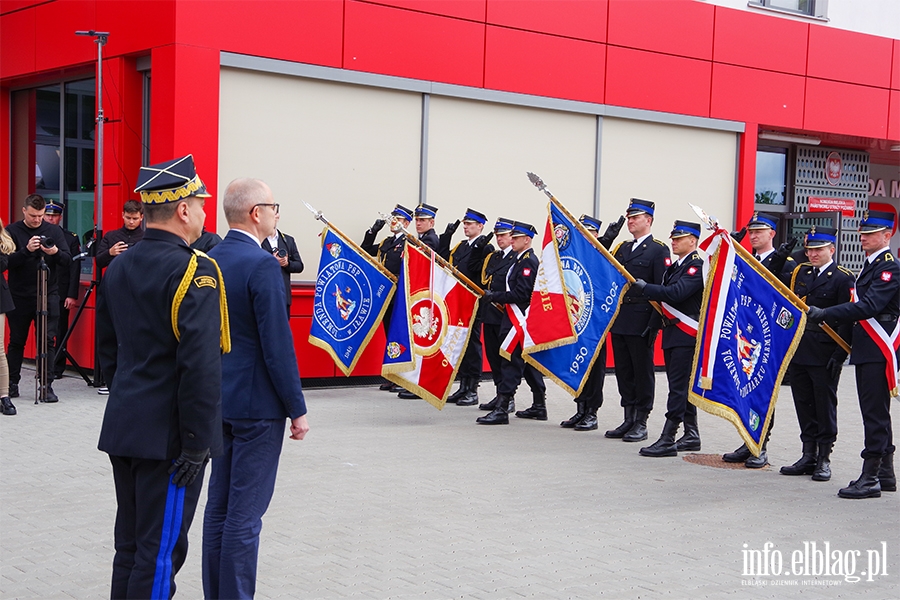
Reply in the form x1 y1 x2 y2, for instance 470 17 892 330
171 249 231 354
612 242 624 256
653 238 667 247
837 265 854 276
885 252 894 262
689 252 701 261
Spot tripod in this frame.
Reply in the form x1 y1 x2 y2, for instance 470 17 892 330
35 258 50 403
54 240 102 386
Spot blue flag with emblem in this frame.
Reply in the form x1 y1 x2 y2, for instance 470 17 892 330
523 200 629 396
309 224 396 376
689 231 806 456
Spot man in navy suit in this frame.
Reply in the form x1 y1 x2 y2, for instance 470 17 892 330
203 178 310 598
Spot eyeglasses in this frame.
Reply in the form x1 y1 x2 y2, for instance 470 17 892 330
250 203 279 215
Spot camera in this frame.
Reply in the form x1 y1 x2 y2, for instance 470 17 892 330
39 235 56 249
274 248 287 258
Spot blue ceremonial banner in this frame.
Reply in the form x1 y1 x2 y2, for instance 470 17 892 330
689 232 806 456
523 200 629 396
308 225 396 376
382 245 414 373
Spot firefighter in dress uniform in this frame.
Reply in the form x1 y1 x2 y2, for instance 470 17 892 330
476 221 545 424
631 220 705 456
781 226 853 482
807 211 898 499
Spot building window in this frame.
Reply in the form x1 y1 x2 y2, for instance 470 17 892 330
755 147 788 207
749 0 828 19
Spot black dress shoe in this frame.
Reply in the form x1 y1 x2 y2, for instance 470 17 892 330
723 444 752 463
515 405 547 420
744 450 768 469
476 408 509 425
0 397 16 416
479 396 499 411
574 410 598 431
41 385 59 403
379 381 394 391
8 383 18 399
398 390 419 399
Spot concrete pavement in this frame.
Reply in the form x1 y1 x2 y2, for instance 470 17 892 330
1 365 898 599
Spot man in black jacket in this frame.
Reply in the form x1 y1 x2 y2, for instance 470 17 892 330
444 208 493 407
5 194 71 401
807 211 899 499
781 226 853 482
42 200 81 379
95 200 145 270
98 154 227 597
606 199 670 443
262 213 304 315
477 221 544 425
632 220 705 457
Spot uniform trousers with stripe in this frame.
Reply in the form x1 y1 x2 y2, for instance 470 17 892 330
855 361 896 460
108 455 205 600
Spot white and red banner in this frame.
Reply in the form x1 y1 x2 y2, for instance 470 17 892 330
383 242 480 409
520 203 577 354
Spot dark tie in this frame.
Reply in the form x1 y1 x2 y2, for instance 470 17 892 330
753 253 760 261
812 267 820 278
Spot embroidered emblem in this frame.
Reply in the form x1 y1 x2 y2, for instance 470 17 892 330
193 275 216 289
687 266 698 275
664 257 672 266
881 271 892 282
523 268 532 277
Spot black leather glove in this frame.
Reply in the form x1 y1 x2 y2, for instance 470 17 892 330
444 220 461 237
767 237 798 276
471 232 494 256
805 305 827 323
730 227 747 243
480 290 493 303
825 356 844 380
598 215 625 250
640 326 658 348
369 219 386 235
632 278 648 292
168 448 210 488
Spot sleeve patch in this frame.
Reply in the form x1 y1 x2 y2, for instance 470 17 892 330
687 266 698 275
881 271 892 282
194 275 217 289
523 268 532 277
664 257 671 266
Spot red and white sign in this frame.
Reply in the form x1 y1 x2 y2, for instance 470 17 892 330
826 151 842 186
808 196 855 218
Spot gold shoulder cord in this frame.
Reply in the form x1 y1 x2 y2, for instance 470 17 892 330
171 250 232 353
481 254 492 287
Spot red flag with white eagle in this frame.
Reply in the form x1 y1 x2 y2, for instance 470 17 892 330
383 242 480 409
520 203 577 354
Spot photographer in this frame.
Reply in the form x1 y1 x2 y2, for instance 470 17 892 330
95 200 144 269
262 212 303 314
4 194 71 401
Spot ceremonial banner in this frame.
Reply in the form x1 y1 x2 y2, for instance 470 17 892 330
522 203 577 352
523 200 630 396
383 242 480 409
689 231 806 456
309 225 396 376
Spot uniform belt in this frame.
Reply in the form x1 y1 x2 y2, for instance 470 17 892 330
622 297 649 304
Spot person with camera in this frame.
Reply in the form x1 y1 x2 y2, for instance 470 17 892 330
262 212 303 315
42 200 81 379
4 194 71 401
95 199 144 270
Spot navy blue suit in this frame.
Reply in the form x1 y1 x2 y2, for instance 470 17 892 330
203 230 307 599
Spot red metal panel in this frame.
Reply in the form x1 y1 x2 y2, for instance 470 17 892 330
174 0 342 68
606 46 710 117
0 6 35 78
486 0 608 43
363 0 486 21
0 0 43 13
737 123 757 232
0 89 7 219
290 316 339 378
804 78 890 139
892 40 900 90
35 0 96 72
484 26 605 103
344 0 485 87
149 44 220 207
807 25 893 89
607 0 713 61
713 6 807 76
710 63 804 130
889 90 900 141
97 0 176 58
